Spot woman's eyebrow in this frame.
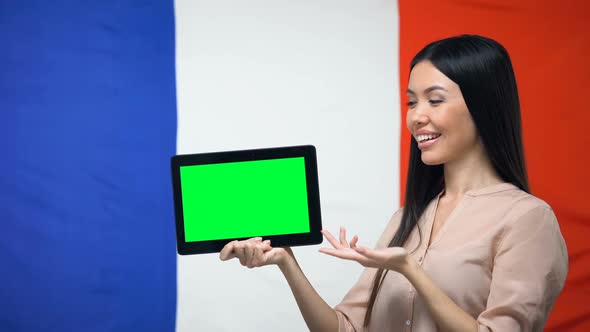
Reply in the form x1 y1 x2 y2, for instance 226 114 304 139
406 85 448 95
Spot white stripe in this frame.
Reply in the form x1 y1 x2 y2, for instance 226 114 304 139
174 1 400 330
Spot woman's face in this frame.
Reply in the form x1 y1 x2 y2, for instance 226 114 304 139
406 61 480 166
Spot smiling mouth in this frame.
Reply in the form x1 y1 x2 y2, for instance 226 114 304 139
416 133 441 143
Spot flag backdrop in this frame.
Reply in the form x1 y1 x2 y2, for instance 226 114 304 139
1 1 588 331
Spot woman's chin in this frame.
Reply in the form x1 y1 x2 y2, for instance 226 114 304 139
420 153 445 166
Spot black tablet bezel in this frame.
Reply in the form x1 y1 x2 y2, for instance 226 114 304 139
171 145 323 255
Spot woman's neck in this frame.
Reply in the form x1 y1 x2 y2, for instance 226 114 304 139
442 144 503 198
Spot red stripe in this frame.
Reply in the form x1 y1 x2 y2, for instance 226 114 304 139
399 0 590 330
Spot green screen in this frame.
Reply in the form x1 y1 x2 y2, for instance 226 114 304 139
179 157 310 242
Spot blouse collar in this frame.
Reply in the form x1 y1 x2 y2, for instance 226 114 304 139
464 182 520 197
437 182 520 198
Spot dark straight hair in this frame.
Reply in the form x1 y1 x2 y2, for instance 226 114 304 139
363 34 530 327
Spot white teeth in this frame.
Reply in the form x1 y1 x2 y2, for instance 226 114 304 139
417 134 441 143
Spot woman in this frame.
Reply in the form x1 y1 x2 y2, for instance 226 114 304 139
219 35 568 332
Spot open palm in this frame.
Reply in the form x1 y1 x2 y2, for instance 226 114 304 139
319 227 409 272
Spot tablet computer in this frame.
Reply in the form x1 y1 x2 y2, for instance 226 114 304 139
171 145 323 255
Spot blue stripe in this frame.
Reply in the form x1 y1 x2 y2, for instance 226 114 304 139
0 2 177 331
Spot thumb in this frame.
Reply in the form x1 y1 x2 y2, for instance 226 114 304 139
261 240 272 251
219 241 238 261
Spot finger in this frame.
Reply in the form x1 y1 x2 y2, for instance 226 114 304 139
235 243 247 266
350 235 359 248
250 245 264 267
248 242 264 268
339 226 349 247
220 241 238 261
244 242 255 267
354 246 373 256
321 229 342 249
246 244 255 268
319 248 359 261
261 240 272 251
249 237 263 243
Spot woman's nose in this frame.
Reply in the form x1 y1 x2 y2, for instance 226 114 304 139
409 107 429 128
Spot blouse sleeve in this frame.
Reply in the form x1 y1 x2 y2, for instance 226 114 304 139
477 206 568 331
333 208 404 332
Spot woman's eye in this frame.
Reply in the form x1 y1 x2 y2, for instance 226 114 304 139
406 101 417 107
429 100 443 105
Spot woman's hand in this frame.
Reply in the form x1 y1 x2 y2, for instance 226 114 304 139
319 227 412 274
219 237 292 268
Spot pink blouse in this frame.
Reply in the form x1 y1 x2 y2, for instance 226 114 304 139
334 183 568 331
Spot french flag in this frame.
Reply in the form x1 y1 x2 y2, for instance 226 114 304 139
1 1 587 331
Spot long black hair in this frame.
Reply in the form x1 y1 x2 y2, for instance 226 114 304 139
363 34 530 327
